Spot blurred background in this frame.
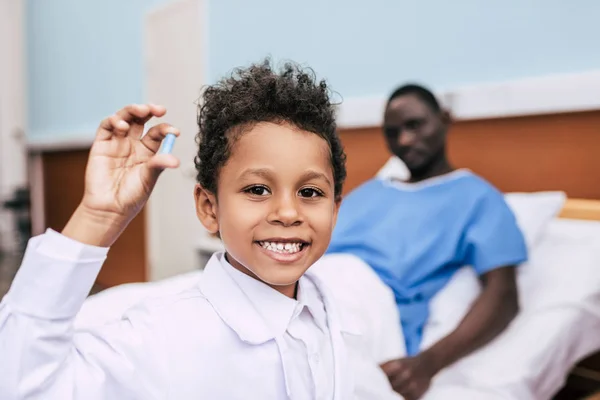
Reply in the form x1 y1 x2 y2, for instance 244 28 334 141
1 1 600 398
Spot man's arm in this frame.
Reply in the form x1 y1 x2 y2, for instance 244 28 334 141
382 266 518 400
421 265 519 371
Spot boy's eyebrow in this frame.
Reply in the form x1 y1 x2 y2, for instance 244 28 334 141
238 168 274 181
238 168 332 187
301 170 332 187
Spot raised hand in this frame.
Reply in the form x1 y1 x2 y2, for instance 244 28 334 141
63 104 180 247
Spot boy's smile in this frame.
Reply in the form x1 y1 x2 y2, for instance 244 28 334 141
255 237 310 263
195 121 339 297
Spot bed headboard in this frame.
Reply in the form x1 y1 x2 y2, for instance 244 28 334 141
560 199 600 221
337 110 600 202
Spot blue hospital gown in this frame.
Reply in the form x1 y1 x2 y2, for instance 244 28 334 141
327 170 527 355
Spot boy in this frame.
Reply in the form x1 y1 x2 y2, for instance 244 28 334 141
0 61 391 399
327 84 527 399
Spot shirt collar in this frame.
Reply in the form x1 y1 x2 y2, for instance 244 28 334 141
198 252 339 345
219 253 329 335
219 253 298 337
296 275 328 333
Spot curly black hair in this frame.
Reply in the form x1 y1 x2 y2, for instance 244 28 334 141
195 59 346 199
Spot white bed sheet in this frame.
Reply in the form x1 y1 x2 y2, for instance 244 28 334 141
421 218 600 399
313 217 600 399
76 218 600 400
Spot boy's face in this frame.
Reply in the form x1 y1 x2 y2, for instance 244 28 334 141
195 122 339 297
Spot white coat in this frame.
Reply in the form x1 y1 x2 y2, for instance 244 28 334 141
0 230 386 399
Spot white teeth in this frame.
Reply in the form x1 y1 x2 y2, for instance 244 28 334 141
259 241 304 254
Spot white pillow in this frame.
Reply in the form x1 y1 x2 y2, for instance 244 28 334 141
518 218 600 310
376 156 410 181
504 191 566 250
424 219 600 400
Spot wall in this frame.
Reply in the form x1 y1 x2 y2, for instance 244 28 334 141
208 0 600 97
23 0 600 279
26 0 172 143
0 0 27 252
26 0 600 143
144 0 209 280
338 111 600 200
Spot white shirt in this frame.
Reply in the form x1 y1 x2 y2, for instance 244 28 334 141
222 257 335 399
0 229 362 399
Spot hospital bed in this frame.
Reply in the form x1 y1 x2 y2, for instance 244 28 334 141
333 108 600 399
313 154 600 399
423 197 600 400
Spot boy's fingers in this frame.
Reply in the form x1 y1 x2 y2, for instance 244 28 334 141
97 104 167 140
115 104 167 125
97 115 130 140
115 104 151 122
140 123 180 153
148 103 167 116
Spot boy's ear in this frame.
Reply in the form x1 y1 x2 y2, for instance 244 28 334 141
194 184 219 234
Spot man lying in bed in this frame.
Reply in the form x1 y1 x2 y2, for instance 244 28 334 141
326 84 528 400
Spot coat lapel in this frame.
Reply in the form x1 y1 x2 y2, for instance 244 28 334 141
198 253 273 345
306 271 361 400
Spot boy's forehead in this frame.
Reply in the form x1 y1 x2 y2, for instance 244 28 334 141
225 122 332 175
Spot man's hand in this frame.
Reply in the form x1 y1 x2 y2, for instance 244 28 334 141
381 355 436 400
380 267 519 400
63 104 180 247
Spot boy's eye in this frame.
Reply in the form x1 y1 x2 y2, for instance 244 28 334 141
245 185 270 196
298 188 323 198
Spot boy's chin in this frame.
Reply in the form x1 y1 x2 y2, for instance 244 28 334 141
252 267 307 288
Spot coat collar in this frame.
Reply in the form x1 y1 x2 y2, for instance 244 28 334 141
198 253 273 344
199 252 363 340
304 268 361 400
198 252 361 399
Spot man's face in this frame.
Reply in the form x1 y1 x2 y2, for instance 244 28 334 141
383 94 447 172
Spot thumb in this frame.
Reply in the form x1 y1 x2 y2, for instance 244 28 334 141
142 153 181 186
148 153 180 170
380 360 402 377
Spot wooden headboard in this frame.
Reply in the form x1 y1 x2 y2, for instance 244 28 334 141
338 110 600 199
560 199 600 221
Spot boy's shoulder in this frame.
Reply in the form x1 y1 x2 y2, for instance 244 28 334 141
121 286 238 345
124 285 215 322
77 271 210 326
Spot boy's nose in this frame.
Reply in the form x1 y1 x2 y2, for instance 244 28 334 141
269 194 302 226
